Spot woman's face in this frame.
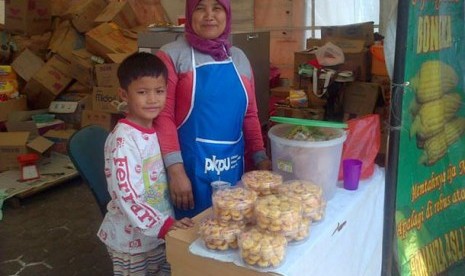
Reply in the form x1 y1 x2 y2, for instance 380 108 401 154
191 0 227 40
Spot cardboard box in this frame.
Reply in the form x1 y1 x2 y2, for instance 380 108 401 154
275 106 325 120
6 109 66 137
81 109 121 131
11 49 45 82
25 55 74 109
321 22 374 47
69 49 95 87
94 1 140 29
0 97 28 122
95 63 120 87
4 0 52 35
306 38 325 49
43 129 76 154
85 22 138 61
166 209 272 276
0 132 30 171
49 92 91 128
5 118 40 141
106 53 131 64
92 86 119 114
0 131 54 171
48 20 85 62
371 75 391 105
27 136 54 157
343 81 382 116
51 0 74 17
270 86 290 98
66 0 107 33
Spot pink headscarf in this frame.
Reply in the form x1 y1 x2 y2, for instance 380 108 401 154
185 0 232 61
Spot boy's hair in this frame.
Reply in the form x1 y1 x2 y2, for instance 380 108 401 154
117 52 168 90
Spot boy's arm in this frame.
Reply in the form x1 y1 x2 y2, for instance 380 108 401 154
106 131 173 238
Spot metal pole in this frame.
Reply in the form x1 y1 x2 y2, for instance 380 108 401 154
381 0 409 275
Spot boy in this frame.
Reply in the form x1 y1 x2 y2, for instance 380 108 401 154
98 52 194 276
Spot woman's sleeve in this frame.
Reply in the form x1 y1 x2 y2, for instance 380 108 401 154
106 133 173 237
153 51 183 164
241 64 268 166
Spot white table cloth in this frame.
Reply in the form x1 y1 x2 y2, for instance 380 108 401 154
189 166 385 276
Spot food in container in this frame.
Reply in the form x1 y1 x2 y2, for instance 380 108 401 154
238 227 287 268
198 217 244 251
268 123 347 199
254 194 302 240
286 125 341 141
241 170 283 196
292 217 312 243
212 186 257 224
277 179 326 222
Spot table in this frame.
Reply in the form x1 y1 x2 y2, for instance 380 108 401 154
166 166 385 276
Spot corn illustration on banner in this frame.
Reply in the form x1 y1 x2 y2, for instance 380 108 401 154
395 0 465 275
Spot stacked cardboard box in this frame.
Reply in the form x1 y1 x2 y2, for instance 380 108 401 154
0 0 170 172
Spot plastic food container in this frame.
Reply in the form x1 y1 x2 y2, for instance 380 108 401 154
254 194 302 240
238 227 288 268
277 180 326 222
241 170 283 196
198 217 244 251
290 217 312 244
268 124 347 199
212 186 257 224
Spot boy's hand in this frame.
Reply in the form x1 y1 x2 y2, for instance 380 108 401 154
172 217 195 230
167 163 195 210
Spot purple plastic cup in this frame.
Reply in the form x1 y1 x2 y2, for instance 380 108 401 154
343 159 362 190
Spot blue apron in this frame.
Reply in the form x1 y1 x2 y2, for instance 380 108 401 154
174 49 248 218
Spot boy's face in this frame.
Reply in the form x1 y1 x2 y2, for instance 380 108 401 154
119 75 167 128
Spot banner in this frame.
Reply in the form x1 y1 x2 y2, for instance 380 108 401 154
395 1 465 275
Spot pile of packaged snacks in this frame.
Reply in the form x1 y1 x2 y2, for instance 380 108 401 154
238 227 288 268
277 180 326 222
212 186 257 225
198 217 244 251
241 170 283 196
254 194 302 241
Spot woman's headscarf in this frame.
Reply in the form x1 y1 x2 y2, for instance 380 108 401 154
184 0 232 61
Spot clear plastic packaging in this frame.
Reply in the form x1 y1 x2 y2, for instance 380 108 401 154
268 123 346 199
289 217 312 244
198 217 244 251
254 194 302 240
277 179 326 222
241 170 283 196
212 186 257 224
238 227 287 268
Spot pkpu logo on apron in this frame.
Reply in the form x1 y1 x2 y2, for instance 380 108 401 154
204 154 242 175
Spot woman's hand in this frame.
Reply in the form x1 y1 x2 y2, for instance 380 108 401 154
167 163 195 210
256 159 272 170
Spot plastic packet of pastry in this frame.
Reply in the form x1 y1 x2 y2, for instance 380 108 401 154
198 216 244 252
254 194 302 240
288 217 312 245
238 227 288 269
241 170 283 196
212 186 257 224
277 180 326 221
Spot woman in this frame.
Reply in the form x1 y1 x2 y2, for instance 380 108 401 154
154 0 271 219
